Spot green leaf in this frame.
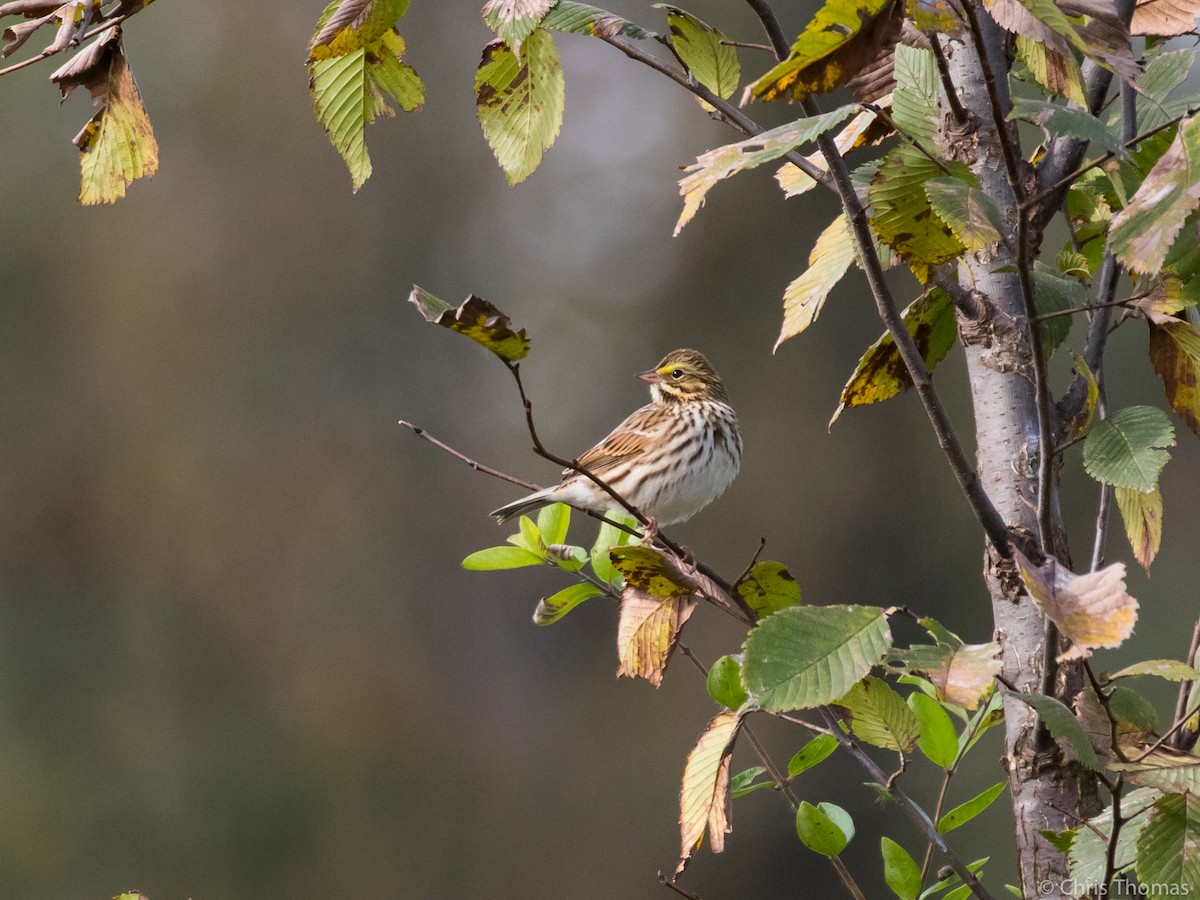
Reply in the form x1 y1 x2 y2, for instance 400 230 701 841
881 837 922 900
676 105 857 234
309 0 412 58
730 765 773 798
1109 115 1200 277
544 543 588 571
908 691 959 768
408 286 531 361
1033 260 1087 354
742 605 891 712
475 29 565 185
1009 97 1125 157
750 0 900 102
835 676 920 751
517 514 543 553
707 654 750 710
482 0 553 47
1011 691 1101 770
734 561 802 617
533 582 602 625
924 175 1005 253
50 29 159 206
308 27 423 191
1111 749 1200 793
868 146 967 279
590 515 634 585
1108 659 1200 682
537 503 570 546
1015 34 1084 105
1136 49 1196 133
462 545 545 570
788 733 839 777
937 781 1006 833
1040 828 1076 852
1135 792 1200 892
541 1 656 39
892 44 939 144
985 0 1137 79
777 213 857 347
659 6 739 99
831 288 957 424
1083 405 1176 492
1109 684 1160 733
796 800 850 856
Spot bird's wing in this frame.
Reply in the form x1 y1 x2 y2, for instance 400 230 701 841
569 404 664 477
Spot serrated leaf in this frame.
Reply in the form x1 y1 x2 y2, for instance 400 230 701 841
775 106 883 199
541 1 655 39
908 691 958 768
1111 684 1161 733
1109 659 1200 681
749 0 901 103
677 709 744 875
892 44 939 144
1083 405 1176 491
735 560 802 618
1033 261 1086 355
937 781 1006 833
475 29 564 185
742 605 891 712
1016 34 1085 105
1150 319 1200 439
776 213 857 347
1110 115 1200 277
796 800 852 856
1132 0 1200 35
462 545 545 569
834 676 919 751
986 0 1137 79
1111 748 1200 793
881 837 922 900
890 640 1003 710
1114 485 1163 573
788 733 839 777
408 286 531 361
309 27 423 191
925 175 1005 254
1012 549 1139 660
1137 49 1196 131
868 146 967 279
616 582 696 686
533 582 602 625
1010 97 1125 157
308 0 411 59
707 654 750 710
659 6 739 99
49 28 158 206
675 105 856 234
831 287 957 424
482 0 553 48
1068 787 1161 891
1136 792 1200 892
1011 691 1102 770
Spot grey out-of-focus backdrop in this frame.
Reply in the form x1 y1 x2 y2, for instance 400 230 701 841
1 2 1196 898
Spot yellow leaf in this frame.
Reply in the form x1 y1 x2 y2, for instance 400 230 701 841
615 586 696 686
775 105 886 199
1068 351 1100 438
677 709 745 877
408 286 530 362
1149 318 1200 439
1013 548 1139 660
777 213 857 348
1114 486 1163 573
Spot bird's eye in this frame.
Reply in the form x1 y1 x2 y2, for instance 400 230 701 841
670 369 684 379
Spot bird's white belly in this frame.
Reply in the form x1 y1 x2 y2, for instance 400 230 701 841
639 415 741 525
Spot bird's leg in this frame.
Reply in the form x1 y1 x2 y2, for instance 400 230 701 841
641 516 659 544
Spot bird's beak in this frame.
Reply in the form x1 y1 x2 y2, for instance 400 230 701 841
637 369 661 384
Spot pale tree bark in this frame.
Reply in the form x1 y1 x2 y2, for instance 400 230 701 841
941 15 1101 895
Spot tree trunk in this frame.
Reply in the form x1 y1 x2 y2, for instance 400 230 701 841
942 18 1101 895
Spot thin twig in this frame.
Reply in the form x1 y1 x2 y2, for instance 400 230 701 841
1084 660 1129 763
829 855 870 900
1032 297 1137 322
1170 615 1200 750
658 873 705 900
733 537 767 588
928 32 969 127
861 102 953 175
718 38 774 52
0 12 132 79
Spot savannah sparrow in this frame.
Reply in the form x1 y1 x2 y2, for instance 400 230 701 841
490 349 742 526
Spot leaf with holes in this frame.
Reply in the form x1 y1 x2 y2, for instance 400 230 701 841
475 29 564 185
777 213 857 348
409 286 531 361
749 0 901 103
1083 405 1175 491
833 676 919 751
1012 549 1139 660
830 288 957 425
659 5 739 99
677 709 745 875
742 605 891 711
1114 486 1163 573
676 105 856 234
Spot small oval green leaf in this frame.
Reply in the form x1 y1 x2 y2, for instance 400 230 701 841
707 654 750 710
937 781 1007 833
462 546 546 570
908 692 959 769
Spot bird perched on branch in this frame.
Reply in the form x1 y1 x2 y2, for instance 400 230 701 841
490 349 742 527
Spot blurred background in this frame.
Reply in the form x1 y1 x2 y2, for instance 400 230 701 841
0 1 1196 897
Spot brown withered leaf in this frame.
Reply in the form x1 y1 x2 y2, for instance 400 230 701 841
1 0 84 58
0 1 65 14
845 19 930 105
1012 547 1138 660
1131 0 1200 35
408 285 530 362
891 640 1001 710
775 106 888 199
676 708 745 877
1134 275 1200 325
1149 318 1200 439
1110 746 1200 792
615 585 697 686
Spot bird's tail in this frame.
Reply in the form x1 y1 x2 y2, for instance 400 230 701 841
489 487 557 524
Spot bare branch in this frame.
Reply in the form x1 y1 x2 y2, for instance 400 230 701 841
1170 615 1200 750
929 32 969 127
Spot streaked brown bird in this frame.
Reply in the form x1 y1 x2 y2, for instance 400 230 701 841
490 349 742 526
